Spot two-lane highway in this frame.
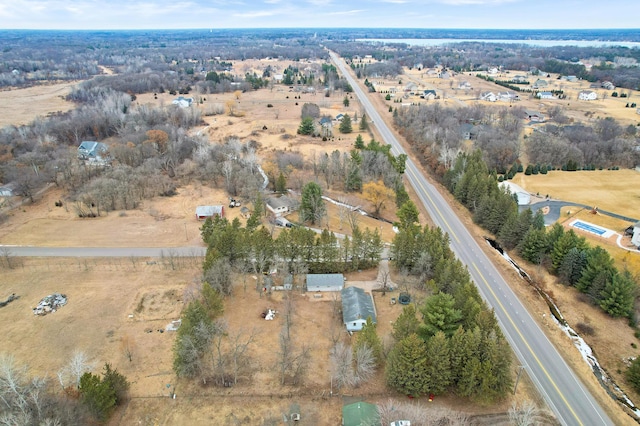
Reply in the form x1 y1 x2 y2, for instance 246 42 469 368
329 51 613 425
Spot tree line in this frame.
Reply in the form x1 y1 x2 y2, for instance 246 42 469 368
444 150 637 320
384 201 513 402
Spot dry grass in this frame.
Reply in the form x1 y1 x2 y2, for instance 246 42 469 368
513 170 640 221
0 81 77 128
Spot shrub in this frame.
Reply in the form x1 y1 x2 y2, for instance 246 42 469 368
575 322 595 336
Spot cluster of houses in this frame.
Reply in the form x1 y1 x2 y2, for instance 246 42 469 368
479 91 518 103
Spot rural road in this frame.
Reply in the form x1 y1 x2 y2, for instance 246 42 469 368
329 51 613 426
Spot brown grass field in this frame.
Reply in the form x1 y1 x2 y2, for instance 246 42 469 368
1 58 640 424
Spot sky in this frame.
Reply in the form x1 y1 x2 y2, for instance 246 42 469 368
0 0 638 30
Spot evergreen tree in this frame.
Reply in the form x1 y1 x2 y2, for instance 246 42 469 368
173 300 215 379
627 356 640 394
101 363 130 405
453 327 482 397
299 181 326 225
297 116 315 135
395 184 410 208
354 317 384 364
518 228 547 264
354 134 365 149
79 372 116 421
359 114 369 131
201 282 225 319
419 292 462 339
453 282 483 330
551 230 586 273
396 200 420 230
339 114 353 133
599 269 636 318
392 304 420 342
558 247 588 286
576 246 615 294
425 331 451 394
343 95 350 107
385 334 430 396
275 172 287 193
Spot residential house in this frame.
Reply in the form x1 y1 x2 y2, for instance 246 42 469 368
266 195 297 216
579 90 598 101
532 79 548 89
537 91 554 100
459 123 486 140
561 75 578 82
601 81 615 90
439 71 452 79
404 82 417 92
341 286 376 331
524 110 545 122
306 273 344 292
335 113 344 122
512 75 528 83
498 91 517 102
77 141 108 163
172 96 193 108
342 402 380 426
488 67 499 75
480 91 497 102
195 205 224 220
273 74 284 83
421 89 437 100
458 81 472 90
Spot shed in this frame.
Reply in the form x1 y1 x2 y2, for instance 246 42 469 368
195 205 224 220
342 401 380 426
342 286 376 332
306 273 344 292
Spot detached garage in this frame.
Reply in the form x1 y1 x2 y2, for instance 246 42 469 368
305 274 344 292
195 205 224 220
342 286 376 332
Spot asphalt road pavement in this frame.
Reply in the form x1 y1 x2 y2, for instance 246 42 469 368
329 50 613 426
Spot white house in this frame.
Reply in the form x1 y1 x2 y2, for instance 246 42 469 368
532 79 548 89
266 195 297 216
579 90 598 101
480 91 497 102
172 96 194 108
458 81 472 90
0 183 15 197
341 286 376 332
537 91 554 99
306 274 344 292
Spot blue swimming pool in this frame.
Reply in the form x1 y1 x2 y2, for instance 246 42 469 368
572 220 607 236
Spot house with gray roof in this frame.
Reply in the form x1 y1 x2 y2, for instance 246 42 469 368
341 286 376 332
78 141 108 163
266 195 297 216
306 273 344 292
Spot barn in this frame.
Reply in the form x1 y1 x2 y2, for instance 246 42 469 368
195 205 224 220
305 273 344 292
341 286 376 332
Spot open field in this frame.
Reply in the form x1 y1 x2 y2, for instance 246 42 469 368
0 81 78 128
513 169 640 221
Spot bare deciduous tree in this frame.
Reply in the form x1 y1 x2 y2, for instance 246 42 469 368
508 400 539 426
57 350 94 390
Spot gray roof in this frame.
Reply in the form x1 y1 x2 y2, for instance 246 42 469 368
267 195 296 210
341 286 376 324
195 205 223 216
78 141 107 158
306 273 344 291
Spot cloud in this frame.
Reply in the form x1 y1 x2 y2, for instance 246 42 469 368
435 0 520 4
327 9 366 15
232 9 276 18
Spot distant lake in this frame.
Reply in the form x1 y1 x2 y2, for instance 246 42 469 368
358 38 640 48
